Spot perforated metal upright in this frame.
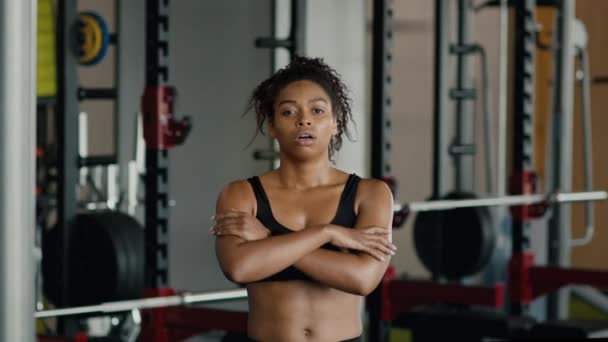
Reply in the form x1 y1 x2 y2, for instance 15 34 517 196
144 0 171 288
368 0 393 341
370 0 393 181
509 0 536 316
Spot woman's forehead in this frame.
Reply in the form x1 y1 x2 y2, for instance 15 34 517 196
276 80 331 103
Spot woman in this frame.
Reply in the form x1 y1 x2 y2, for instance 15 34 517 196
213 56 395 342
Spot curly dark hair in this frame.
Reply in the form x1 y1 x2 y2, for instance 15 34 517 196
245 56 355 161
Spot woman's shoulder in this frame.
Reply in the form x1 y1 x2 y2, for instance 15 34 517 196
217 178 258 201
216 178 258 213
354 177 393 202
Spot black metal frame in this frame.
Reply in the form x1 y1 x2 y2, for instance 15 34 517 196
288 0 306 58
370 0 393 181
432 0 450 199
368 1 393 341
546 0 573 320
56 0 80 311
56 0 122 313
253 0 307 167
255 0 306 58
54 1 123 333
510 0 536 316
450 0 476 192
144 0 171 288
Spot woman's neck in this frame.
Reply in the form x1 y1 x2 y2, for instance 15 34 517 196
274 159 335 190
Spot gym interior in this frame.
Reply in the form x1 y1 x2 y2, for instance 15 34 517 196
1 0 607 341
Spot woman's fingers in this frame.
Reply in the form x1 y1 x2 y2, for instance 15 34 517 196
376 234 396 250
367 240 394 256
213 210 246 221
214 226 244 237
211 221 242 235
363 247 386 261
365 234 395 251
215 217 240 226
362 227 388 235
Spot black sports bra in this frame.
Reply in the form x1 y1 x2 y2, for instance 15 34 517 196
245 174 361 283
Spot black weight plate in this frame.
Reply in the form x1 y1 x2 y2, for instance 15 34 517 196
107 212 144 299
41 225 62 305
413 191 495 279
42 211 144 306
70 212 124 305
82 211 144 301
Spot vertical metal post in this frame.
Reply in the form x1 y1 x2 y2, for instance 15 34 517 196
0 0 36 340
452 0 475 192
254 0 306 169
368 1 393 341
510 0 536 316
56 0 80 309
547 0 575 320
290 0 307 58
370 0 393 181
144 0 171 288
497 0 509 196
432 0 450 199
113 0 121 184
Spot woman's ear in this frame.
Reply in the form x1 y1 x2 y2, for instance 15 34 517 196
331 115 339 135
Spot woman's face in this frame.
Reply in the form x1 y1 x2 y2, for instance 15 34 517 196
269 80 338 160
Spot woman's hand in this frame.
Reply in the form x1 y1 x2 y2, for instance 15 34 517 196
211 209 270 241
326 225 396 261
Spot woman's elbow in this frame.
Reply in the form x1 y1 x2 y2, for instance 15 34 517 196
225 271 249 284
354 280 379 296
353 268 384 296
344 281 375 296
220 259 253 284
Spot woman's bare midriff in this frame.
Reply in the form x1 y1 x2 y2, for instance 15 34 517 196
247 280 362 342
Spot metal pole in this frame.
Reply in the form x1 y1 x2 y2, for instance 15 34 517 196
144 0 171 288
0 0 37 340
453 0 475 192
370 0 392 181
432 0 450 199
369 1 393 340
290 0 307 58
496 0 509 196
570 46 594 247
571 286 608 315
35 289 248 319
56 0 80 315
510 0 536 316
407 191 606 212
547 0 575 320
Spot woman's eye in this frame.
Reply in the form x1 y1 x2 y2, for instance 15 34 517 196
313 108 325 114
282 109 295 116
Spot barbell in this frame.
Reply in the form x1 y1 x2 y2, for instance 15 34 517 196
35 288 248 318
399 190 606 214
36 189 607 318
392 190 607 228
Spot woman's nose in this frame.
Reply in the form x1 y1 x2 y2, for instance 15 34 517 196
297 118 312 126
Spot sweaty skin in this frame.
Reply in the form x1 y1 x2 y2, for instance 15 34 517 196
214 81 394 342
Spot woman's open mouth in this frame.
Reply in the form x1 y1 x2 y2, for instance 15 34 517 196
295 132 316 145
